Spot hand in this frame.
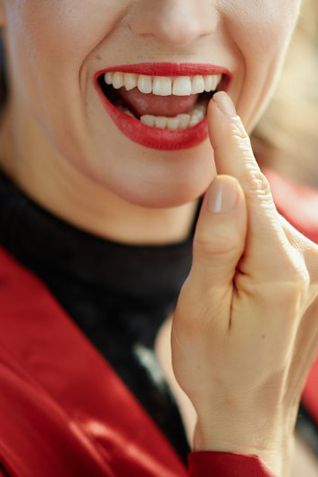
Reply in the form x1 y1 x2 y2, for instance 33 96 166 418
171 92 318 475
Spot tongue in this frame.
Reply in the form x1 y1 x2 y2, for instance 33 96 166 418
117 87 199 117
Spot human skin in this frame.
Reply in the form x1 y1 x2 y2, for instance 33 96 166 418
1 1 318 475
0 0 301 243
172 93 318 475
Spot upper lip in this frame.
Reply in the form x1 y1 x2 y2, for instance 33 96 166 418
94 62 232 80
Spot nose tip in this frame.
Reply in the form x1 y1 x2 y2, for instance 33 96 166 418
141 22 208 48
128 0 218 48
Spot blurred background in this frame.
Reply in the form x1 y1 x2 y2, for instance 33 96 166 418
252 0 318 189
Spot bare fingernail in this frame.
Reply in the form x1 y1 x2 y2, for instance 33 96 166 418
208 179 238 214
213 91 237 117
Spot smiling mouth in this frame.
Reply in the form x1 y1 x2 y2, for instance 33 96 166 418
97 71 227 131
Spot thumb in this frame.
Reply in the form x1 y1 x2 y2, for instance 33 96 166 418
190 175 247 292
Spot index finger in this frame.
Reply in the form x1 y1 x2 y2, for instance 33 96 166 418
208 92 300 282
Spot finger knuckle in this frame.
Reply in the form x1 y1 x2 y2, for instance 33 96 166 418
270 251 310 306
281 280 309 301
284 253 310 286
230 116 250 141
242 168 271 198
280 272 310 306
284 265 310 289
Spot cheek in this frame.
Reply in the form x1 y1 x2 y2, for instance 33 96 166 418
215 0 301 130
7 0 126 68
219 0 301 57
4 0 129 149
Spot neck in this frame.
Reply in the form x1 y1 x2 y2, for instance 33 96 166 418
0 101 199 245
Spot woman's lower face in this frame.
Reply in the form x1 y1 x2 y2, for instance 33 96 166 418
0 0 301 208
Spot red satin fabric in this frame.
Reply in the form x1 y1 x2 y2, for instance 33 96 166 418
0 169 317 477
188 452 276 476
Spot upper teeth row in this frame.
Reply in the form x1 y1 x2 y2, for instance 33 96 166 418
104 71 222 96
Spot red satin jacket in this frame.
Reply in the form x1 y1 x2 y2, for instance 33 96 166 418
0 169 317 477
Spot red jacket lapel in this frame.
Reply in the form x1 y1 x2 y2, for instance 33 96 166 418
0 246 186 477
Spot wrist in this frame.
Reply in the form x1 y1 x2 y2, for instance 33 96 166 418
193 421 285 476
191 394 298 475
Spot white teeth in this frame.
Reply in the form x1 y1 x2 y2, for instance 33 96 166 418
155 116 168 128
103 71 223 96
204 75 214 92
137 75 153 94
166 117 180 131
194 103 207 115
152 76 172 96
191 75 205 94
124 73 138 91
140 115 156 127
189 108 205 127
103 70 219 129
112 72 124 89
205 75 220 92
177 114 191 129
104 72 113 85
140 104 207 130
120 104 206 128
172 76 192 96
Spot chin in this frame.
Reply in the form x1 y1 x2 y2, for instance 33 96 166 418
62 130 216 208
106 168 215 209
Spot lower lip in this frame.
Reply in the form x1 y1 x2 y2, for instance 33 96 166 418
94 77 208 151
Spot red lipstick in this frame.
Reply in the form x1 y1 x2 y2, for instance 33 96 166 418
93 63 231 151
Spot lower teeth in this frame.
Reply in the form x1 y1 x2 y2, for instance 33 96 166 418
117 104 207 130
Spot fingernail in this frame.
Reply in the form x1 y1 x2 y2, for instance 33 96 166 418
208 179 238 214
213 91 237 117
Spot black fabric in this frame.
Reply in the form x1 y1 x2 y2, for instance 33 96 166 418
296 403 318 457
0 167 202 463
